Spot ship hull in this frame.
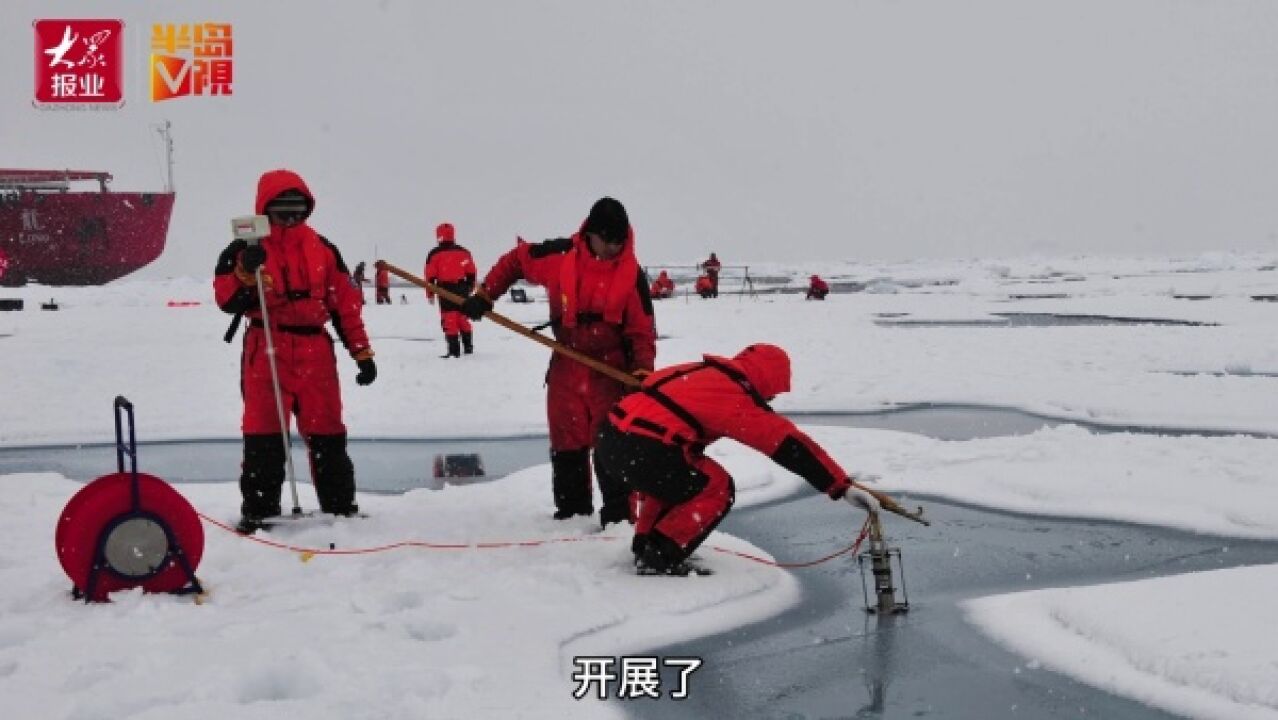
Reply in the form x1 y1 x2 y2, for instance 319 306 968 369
0 191 174 286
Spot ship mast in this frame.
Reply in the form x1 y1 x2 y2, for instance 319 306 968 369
155 120 175 193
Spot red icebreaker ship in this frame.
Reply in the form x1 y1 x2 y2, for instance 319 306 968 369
0 167 174 286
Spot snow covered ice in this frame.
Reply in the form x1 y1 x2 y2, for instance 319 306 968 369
7 1 1278 714
2 253 1278 718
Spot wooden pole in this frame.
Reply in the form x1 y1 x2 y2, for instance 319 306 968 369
377 261 927 525
375 260 640 388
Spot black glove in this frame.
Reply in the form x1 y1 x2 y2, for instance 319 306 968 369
241 244 267 273
355 358 377 386
460 293 493 320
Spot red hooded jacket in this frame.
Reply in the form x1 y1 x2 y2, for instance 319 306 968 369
479 224 656 371
609 344 851 498
213 169 371 358
423 236 477 301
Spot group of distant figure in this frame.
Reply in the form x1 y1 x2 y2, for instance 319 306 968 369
647 252 828 301
352 261 395 305
360 250 828 304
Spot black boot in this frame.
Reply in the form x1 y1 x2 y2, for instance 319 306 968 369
593 452 632 529
549 448 593 519
307 433 359 515
461 331 473 355
599 503 631 528
240 433 286 521
441 335 461 358
635 531 686 575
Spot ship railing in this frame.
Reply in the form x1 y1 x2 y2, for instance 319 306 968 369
0 172 113 193
0 179 73 192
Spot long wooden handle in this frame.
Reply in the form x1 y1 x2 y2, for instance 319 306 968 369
379 261 928 526
375 261 641 387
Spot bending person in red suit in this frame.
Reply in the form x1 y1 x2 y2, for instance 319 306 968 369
806 274 829 300
694 274 714 299
650 270 675 299
595 343 879 575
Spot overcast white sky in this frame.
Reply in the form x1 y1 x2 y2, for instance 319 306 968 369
5 1 1278 276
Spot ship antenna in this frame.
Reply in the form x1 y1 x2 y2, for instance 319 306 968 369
154 120 174 193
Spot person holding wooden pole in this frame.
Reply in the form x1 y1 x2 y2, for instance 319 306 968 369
378 260 927 532
458 198 656 526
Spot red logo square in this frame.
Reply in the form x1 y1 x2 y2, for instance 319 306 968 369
33 19 124 108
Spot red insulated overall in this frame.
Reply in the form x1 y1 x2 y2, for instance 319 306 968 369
213 169 372 517
479 225 656 517
424 223 477 355
596 344 853 568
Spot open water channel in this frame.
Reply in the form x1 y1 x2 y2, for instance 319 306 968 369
3 406 1271 719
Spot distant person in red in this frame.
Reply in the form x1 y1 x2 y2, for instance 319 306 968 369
806 274 829 300
374 263 391 304
595 343 880 575
701 252 722 298
460 197 657 525
650 270 675 299
213 169 377 525
424 222 477 358
694 274 714 299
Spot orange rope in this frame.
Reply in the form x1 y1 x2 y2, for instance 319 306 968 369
197 511 873 567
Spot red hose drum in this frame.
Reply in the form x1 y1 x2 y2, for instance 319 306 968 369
56 472 204 602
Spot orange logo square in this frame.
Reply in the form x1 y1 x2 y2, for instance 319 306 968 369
150 23 233 102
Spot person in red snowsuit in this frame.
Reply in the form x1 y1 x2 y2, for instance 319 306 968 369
650 270 675 299
214 169 377 524
374 264 391 304
701 252 722 297
424 222 477 358
806 274 829 300
595 343 879 575
461 197 656 525
694 274 714 299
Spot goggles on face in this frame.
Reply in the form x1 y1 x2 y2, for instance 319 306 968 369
265 199 309 225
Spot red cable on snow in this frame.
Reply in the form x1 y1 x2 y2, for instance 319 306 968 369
709 516 872 568
197 512 617 555
197 511 872 567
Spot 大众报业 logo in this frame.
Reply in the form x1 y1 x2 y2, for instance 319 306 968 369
33 19 124 109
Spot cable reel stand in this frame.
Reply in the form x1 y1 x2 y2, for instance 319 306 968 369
55 396 204 603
